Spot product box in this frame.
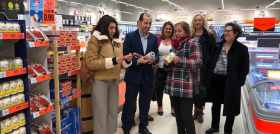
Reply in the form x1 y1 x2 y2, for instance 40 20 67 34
47 57 66 64
66 62 71 69
65 37 71 42
48 63 66 70
71 60 78 66
60 31 66 37
65 56 72 63
49 81 72 100
71 41 77 46
71 55 78 61
62 107 81 133
52 116 71 130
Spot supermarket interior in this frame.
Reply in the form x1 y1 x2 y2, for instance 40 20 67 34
0 0 280 134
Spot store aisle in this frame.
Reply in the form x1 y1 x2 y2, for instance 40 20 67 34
115 94 244 134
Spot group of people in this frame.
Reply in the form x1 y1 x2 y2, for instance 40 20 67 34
85 12 249 134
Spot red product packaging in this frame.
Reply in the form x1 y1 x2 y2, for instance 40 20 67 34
48 63 66 70
65 31 70 37
39 123 54 134
71 36 77 41
59 37 65 42
65 56 72 63
34 94 51 108
28 66 37 78
32 63 48 76
71 60 78 66
71 66 78 71
71 55 78 61
30 97 41 113
71 41 77 46
47 57 66 64
60 31 66 37
65 37 71 42
59 42 66 47
72 88 79 94
71 31 77 36
60 81 66 90
66 42 71 46
66 81 71 88
66 67 71 72
60 69 66 74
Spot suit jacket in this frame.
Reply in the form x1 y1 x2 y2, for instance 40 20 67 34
204 39 249 116
123 29 159 85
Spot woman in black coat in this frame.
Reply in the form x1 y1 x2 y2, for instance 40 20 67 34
190 14 216 123
204 22 249 134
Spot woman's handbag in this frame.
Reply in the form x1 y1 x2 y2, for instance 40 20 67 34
191 71 207 98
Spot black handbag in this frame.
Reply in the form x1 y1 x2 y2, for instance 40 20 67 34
192 72 207 98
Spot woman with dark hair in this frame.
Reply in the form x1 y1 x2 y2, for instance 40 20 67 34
204 22 249 134
190 14 216 123
156 21 176 116
86 15 132 134
164 21 202 134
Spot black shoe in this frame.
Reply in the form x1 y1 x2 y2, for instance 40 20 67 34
131 120 136 126
158 112 163 116
148 115 154 121
206 128 219 134
224 133 232 134
123 131 130 134
171 113 176 117
139 128 152 134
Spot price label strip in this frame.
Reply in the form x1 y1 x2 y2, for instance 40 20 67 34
70 45 81 50
1 102 29 117
67 69 80 77
30 74 52 84
69 91 82 101
5 68 27 77
0 33 24 39
43 0 55 24
32 105 54 119
29 41 50 48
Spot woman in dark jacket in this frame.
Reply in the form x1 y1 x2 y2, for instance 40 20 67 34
190 14 216 123
204 22 249 134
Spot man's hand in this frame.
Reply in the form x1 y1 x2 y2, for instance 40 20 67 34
125 53 132 62
116 56 125 64
172 56 179 64
163 59 169 66
138 56 149 64
148 57 155 64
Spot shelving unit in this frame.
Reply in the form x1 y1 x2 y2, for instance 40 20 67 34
0 20 31 133
49 40 81 134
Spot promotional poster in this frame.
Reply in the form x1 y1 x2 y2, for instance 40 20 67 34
69 6 78 16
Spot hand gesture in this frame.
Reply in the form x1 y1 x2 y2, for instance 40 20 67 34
125 53 132 62
163 59 169 66
116 56 125 64
172 56 179 64
138 56 149 64
148 57 155 64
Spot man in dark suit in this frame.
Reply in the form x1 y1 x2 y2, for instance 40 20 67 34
121 13 159 134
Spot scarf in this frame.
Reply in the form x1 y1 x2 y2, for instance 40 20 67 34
173 35 191 51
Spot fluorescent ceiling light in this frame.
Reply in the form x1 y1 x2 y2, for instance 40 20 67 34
118 1 127 4
162 0 186 11
70 2 82 5
265 0 280 8
57 0 67 2
194 10 207 12
85 5 95 8
114 10 122 13
264 8 280 10
107 9 113 11
112 1 153 11
122 11 132 15
175 11 189 12
221 0 224 9
241 9 256 10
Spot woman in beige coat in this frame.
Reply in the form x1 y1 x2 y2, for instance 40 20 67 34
86 15 132 134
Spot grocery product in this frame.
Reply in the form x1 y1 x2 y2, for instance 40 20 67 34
2 81 10 97
10 80 18 95
17 93 25 104
3 97 12 109
30 97 40 113
11 95 19 107
11 114 20 130
0 82 2 98
0 99 4 110
33 94 51 108
6 22 14 33
26 31 35 42
3 117 12 133
12 57 23 70
17 112 26 127
0 58 10 71
1 120 5 134
7 57 13 70
16 78 24 93
0 21 5 33
13 22 21 33
19 126 26 134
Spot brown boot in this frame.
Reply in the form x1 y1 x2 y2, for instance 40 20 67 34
196 108 204 123
193 106 198 120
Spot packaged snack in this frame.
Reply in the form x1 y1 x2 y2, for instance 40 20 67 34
30 97 40 113
33 94 51 108
26 31 36 42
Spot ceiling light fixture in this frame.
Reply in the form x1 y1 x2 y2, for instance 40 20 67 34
162 0 186 10
112 0 153 12
221 0 224 9
265 0 280 8
241 9 256 10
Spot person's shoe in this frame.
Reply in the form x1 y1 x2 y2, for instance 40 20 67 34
196 108 204 123
158 111 163 116
131 120 136 126
224 133 231 134
193 106 198 120
148 115 154 121
139 128 152 134
205 128 219 134
171 113 176 117
123 131 130 134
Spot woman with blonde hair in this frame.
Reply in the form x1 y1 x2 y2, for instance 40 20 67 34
156 21 176 116
190 14 216 123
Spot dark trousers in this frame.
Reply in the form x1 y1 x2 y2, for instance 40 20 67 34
211 74 235 133
122 76 153 132
194 98 205 109
170 96 196 134
157 68 173 108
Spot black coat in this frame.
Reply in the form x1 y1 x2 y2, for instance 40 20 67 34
196 28 216 84
204 39 249 116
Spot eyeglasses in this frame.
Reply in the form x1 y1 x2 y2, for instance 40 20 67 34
224 30 233 33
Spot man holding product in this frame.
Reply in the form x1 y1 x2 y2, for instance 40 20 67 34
121 13 159 134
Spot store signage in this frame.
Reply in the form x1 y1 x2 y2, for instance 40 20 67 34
247 20 280 24
30 0 55 24
118 82 126 107
0 0 24 14
254 18 275 31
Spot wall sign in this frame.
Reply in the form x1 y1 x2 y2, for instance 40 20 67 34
254 18 276 31
255 11 269 18
68 6 78 16
30 0 55 24
0 0 24 14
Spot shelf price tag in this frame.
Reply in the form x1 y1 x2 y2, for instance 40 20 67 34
9 102 29 114
33 112 40 119
0 33 2 39
2 109 9 116
71 69 80 76
29 42 35 47
30 78 37 84
37 74 52 82
67 46 71 51
39 105 54 116
6 68 27 77
35 41 49 47
43 0 55 24
70 45 80 50
0 72 6 78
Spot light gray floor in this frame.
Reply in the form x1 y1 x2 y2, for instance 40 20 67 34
115 94 244 134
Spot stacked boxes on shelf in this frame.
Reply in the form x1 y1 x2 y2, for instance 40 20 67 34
49 80 72 104
47 55 79 74
44 31 78 47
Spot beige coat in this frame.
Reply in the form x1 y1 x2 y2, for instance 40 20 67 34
85 30 132 83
